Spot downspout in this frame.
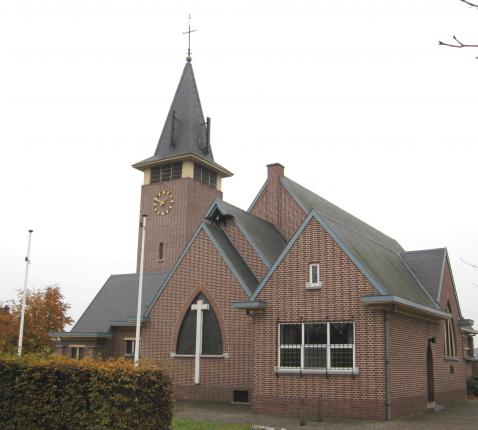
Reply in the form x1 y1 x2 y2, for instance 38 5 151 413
384 310 392 421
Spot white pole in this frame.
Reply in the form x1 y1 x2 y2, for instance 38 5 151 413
134 215 147 367
18 229 33 357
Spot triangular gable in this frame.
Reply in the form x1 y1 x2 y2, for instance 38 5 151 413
438 250 464 319
145 223 258 317
250 209 387 301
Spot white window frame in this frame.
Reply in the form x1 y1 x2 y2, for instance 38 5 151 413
276 322 358 375
70 345 85 360
124 338 137 357
306 263 323 289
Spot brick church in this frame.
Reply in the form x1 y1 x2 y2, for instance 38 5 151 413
50 55 477 420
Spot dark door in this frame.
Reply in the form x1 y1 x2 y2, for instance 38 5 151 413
427 344 435 402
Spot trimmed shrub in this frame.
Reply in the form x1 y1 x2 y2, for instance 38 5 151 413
0 354 172 430
467 376 478 396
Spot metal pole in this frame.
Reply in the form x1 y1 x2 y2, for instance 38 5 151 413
18 229 33 357
134 215 147 367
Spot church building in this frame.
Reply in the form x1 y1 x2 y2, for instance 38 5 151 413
50 54 477 420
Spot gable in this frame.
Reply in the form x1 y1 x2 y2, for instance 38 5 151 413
145 224 258 317
253 215 378 309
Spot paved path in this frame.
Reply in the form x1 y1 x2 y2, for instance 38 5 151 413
174 399 478 430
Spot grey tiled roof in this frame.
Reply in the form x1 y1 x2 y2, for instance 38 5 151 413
72 272 168 333
148 62 213 164
281 176 440 310
203 223 259 296
206 199 286 268
401 249 446 301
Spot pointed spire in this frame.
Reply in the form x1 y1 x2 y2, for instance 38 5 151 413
154 62 214 161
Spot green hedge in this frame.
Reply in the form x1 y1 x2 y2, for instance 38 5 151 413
0 354 172 430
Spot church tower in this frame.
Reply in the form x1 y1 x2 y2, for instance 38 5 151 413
133 58 232 272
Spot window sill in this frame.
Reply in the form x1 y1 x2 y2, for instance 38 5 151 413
443 356 459 362
305 281 323 290
170 352 229 359
275 367 359 376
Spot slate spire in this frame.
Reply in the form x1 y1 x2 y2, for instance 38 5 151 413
154 62 214 161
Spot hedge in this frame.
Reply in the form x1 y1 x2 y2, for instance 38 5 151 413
0 354 172 430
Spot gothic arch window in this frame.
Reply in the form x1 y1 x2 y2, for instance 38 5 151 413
176 293 223 355
444 302 456 358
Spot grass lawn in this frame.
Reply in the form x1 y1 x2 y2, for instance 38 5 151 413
172 418 250 430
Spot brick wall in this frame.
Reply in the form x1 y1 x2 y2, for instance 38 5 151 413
249 169 305 241
141 229 254 403
137 177 221 273
434 261 466 403
252 217 387 420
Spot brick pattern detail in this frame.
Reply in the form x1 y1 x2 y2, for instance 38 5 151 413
388 261 467 417
137 177 222 273
140 230 253 402
222 220 268 280
250 178 305 241
252 217 387 420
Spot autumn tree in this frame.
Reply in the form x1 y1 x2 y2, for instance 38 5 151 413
0 285 73 354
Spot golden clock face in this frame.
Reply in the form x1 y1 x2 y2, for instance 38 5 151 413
153 190 174 216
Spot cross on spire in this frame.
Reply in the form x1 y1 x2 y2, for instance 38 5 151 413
183 14 197 62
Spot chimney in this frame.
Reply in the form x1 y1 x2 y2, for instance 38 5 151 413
267 163 285 181
265 163 285 233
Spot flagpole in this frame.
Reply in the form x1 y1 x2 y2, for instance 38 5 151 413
134 215 147 367
18 229 33 357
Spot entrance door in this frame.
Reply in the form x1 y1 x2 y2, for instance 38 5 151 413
427 344 435 403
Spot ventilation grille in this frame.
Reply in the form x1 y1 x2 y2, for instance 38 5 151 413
151 162 182 183
194 164 217 188
233 390 249 403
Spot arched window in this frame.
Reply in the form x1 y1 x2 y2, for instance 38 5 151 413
444 302 456 357
176 293 223 355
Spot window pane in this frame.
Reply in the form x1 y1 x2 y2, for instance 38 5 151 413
176 293 223 355
330 322 353 345
125 340 134 355
304 347 326 368
304 323 326 345
280 347 301 368
160 164 172 181
310 265 318 284
331 347 353 369
280 324 301 345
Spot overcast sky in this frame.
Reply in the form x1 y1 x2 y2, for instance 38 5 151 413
1 0 477 329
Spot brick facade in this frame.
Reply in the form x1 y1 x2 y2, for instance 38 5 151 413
140 230 254 403
137 177 222 273
252 217 387 420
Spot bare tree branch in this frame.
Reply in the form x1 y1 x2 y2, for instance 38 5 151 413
460 0 478 8
439 35 478 48
461 257 478 269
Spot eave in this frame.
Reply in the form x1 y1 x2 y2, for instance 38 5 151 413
48 331 112 339
361 295 451 321
132 153 233 178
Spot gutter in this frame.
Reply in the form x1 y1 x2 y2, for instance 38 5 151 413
384 310 392 421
